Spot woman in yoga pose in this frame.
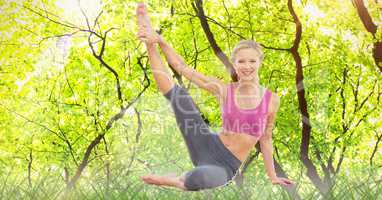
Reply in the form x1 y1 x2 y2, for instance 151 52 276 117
136 3 294 191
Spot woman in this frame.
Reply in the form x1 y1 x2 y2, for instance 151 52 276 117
136 3 294 191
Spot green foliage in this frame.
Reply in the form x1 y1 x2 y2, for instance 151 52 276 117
0 0 381 199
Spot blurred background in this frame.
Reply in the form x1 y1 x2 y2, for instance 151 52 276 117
0 0 381 199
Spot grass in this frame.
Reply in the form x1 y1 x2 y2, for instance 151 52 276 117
0 165 381 200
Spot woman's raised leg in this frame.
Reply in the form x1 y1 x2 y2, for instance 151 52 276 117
137 3 224 191
137 1 213 166
136 3 174 95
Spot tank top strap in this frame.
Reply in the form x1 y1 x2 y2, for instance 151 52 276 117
263 89 272 114
227 83 235 104
229 83 234 101
223 83 235 111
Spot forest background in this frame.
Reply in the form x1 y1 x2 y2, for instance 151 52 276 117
0 0 381 199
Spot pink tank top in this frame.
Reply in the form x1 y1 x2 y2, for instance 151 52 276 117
221 83 272 138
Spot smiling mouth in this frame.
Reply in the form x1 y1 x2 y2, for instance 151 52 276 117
241 70 254 75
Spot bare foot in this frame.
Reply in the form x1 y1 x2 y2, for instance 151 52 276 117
141 174 166 185
141 174 186 190
136 3 160 44
136 3 152 29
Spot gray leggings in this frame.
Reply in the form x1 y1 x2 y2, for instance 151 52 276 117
163 84 242 191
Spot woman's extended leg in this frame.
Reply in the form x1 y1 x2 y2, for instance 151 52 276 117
137 2 213 163
137 3 187 190
137 3 174 95
145 44 175 95
137 3 234 191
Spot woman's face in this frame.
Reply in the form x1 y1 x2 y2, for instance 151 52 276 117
233 48 261 81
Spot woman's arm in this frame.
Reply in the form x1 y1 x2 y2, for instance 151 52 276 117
157 35 226 98
259 93 279 181
137 2 225 98
259 94 294 186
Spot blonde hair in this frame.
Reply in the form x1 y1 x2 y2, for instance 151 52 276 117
231 40 264 63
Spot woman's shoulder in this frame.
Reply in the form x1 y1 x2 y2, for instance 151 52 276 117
263 87 280 113
262 87 278 97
